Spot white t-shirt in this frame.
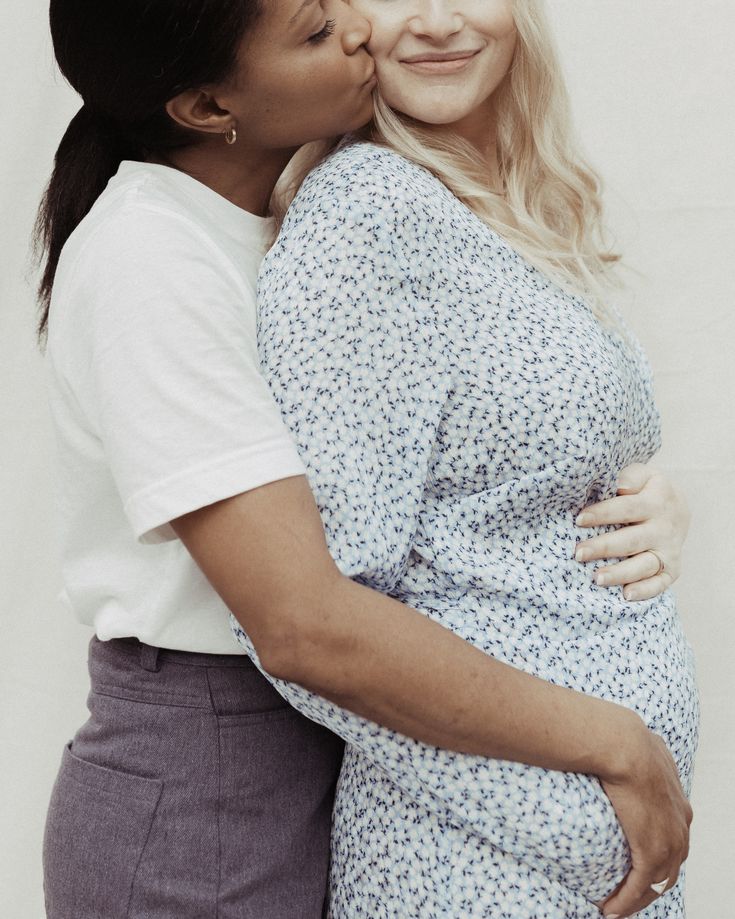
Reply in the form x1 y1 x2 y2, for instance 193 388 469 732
45 161 306 653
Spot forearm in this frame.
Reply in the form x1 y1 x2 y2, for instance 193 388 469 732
260 573 643 778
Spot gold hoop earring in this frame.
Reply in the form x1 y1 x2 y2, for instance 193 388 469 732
224 124 237 145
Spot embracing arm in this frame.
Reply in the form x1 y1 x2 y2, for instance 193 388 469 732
173 474 690 918
174 476 639 769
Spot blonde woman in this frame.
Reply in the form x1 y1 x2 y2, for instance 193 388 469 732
217 1 698 917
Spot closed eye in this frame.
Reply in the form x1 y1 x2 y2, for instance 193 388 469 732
308 18 336 44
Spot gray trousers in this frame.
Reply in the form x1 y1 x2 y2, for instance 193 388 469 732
43 636 344 918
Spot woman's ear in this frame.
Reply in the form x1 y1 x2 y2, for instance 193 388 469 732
165 90 231 138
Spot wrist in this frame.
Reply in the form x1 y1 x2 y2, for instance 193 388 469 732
585 701 648 782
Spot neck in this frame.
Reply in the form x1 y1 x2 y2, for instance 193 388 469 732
150 137 296 217
418 96 502 191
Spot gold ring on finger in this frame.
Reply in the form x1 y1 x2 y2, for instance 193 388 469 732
647 549 665 577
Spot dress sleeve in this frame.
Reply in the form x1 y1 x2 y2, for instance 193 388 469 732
231 148 629 903
255 155 453 591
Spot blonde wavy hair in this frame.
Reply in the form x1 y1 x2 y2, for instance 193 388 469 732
275 0 620 321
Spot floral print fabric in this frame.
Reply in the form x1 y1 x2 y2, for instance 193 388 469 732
231 142 699 918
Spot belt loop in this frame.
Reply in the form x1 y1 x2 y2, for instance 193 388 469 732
139 643 161 672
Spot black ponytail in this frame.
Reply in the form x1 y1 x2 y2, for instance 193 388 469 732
35 0 261 341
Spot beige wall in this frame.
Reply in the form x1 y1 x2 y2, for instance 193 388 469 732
549 1 735 907
2 0 733 915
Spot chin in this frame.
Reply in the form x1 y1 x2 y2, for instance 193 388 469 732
414 110 468 126
402 103 473 127
385 91 475 128
322 100 374 141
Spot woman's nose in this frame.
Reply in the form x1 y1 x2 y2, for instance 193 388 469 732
341 2 372 54
409 0 462 42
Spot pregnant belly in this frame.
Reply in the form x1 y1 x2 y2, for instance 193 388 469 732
490 600 698 795
380 591 699 901
411 590 698 784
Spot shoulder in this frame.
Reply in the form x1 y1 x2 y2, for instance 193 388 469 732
55 182 240 313
65 191 214 279
49 176 253 357
305 141 436 198
292 142 444 229
276 142 447 265
259 145 452 337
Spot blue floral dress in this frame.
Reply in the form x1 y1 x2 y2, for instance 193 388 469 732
231 141 699 918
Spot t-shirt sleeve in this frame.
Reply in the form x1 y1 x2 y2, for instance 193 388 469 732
52 205 305 543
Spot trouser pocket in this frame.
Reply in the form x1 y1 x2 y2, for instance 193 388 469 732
43 741 163 919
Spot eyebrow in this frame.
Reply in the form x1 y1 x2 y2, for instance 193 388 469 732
289 0 319 24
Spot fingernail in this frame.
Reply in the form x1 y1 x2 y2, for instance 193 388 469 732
576 513 591 526
595 571 609 586
575 546 588 562
605 914 621 918
623 587 637 601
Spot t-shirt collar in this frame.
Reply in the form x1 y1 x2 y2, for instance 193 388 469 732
116 160 276 252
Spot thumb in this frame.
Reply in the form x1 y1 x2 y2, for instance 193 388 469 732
599 865 659 918
616 462 652 496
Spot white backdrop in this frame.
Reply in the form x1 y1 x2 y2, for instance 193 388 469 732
2 1 733 915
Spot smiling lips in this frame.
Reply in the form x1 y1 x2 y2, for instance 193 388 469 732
400 49 481 75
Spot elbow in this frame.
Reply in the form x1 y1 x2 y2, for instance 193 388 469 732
230 601 304 682
248 588 353 695
254 620 308 683
234 598 324 685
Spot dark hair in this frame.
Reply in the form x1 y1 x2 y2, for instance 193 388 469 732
34 0 261 339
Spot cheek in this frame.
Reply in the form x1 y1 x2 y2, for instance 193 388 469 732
484 0 516 35
349 0 391 57
251 54 372 144
255 55 341 109
478 2 518 76
360 23 400 87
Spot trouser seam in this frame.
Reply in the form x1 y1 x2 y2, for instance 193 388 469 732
205 668 223 919
124 783 163 917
